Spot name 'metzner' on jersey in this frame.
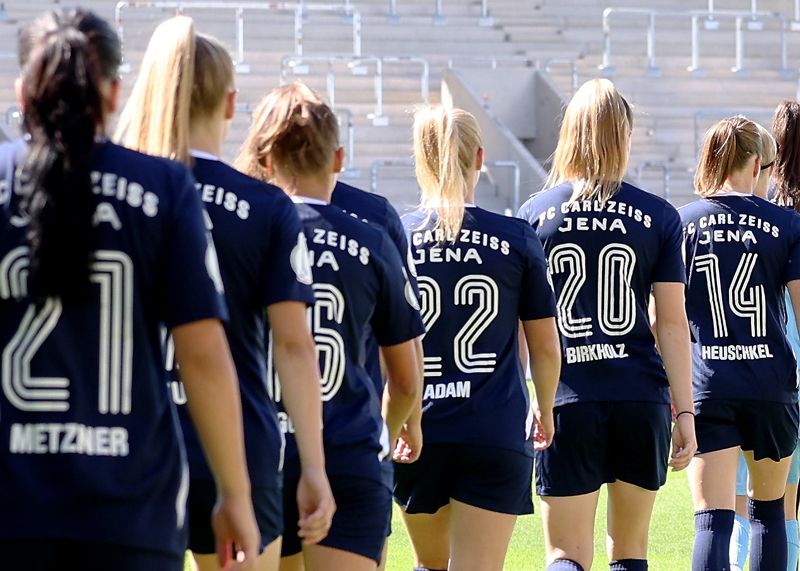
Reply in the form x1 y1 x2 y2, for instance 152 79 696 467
0 141 227 557
403 206 556 455
170 152 314 488
331 181 419 391
273 197 424 487
517 181 685 406
680 193 800 403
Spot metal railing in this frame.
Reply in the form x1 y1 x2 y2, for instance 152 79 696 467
387 0 492 26
600 7 789 77
693 108 774 157
378 56 430 104
280 55 387 125
635 161 671 200
447 55 579 94
370 159 414 194
115 1 362 73
483 160 521 212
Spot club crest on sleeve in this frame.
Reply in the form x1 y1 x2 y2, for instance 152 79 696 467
291 232 313 285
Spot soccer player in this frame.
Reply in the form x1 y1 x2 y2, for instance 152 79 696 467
0 8 259 570
392 105 561 571
114 17 335 571
236 82 424 571
517 78 696 571
728 123 789 571
682 116 800 571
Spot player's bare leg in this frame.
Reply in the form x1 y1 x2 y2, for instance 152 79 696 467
400 504 450 570
302 544 376 571
540 490 600 570
448 499 516 571
606 481 658 563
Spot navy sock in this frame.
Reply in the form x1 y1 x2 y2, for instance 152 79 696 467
693 509 735 571
610 559 648 571
547 560 585 571
748 497 787 571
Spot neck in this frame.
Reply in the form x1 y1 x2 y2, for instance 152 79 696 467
720 174 754 195
465 187 476 204
189 115 226 158
278 174 335 203
753 178 769 199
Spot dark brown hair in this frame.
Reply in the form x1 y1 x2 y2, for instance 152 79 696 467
772 100 800 209
18 8 121 299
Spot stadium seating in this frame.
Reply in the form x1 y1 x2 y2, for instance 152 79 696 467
1 0 799 208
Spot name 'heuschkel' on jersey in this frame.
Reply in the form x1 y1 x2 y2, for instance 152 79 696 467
0 141 227 557
680 193 800 403
517 181 685 406
170 152 315 489
271 197 424 487
403 205 556 455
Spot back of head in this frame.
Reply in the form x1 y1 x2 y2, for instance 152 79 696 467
18 7 120 299
694 116 761 196
547 78 632 203
772 100 800 208
755 122 777 191
115 16 233 164
413 106 482 239
233 82 339 183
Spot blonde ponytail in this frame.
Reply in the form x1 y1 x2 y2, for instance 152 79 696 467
115 16 233 164
413 106 481 239
546 78 632 204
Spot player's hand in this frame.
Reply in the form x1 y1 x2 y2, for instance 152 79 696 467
393 421 423 463
212 492 260 570
533 407 555 451
296 467 336 545
670 413 697 472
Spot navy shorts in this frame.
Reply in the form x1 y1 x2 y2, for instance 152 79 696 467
393 442 534 515
187 478 283 554
0 539 183 571
536 401 671 496
281 474 391 564
695 399 799 461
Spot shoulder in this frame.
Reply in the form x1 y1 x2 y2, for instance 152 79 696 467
332 181 392 223
519 182 573 217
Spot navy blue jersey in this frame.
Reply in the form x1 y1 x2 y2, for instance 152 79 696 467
331 181 419 390
0 141 226 557
272 197 424 486
404 206 556 455
518 182 685 406
171 153 314 487
680 193 800 403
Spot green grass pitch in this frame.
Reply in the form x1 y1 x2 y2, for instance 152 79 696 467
384 469 695 570
184 468 695 570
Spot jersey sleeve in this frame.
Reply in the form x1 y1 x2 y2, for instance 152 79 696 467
260 193 315 307
384 201 420 298
159 165 228 329
520 226 557 321
785 212 800 284
651 203 686 284
370 232 426 346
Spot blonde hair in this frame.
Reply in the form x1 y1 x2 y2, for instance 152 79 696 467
114 16 233 163
413 106 482 239
755 122 777 190
546 78 632 203
233 82 339 182
694 116 761 196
